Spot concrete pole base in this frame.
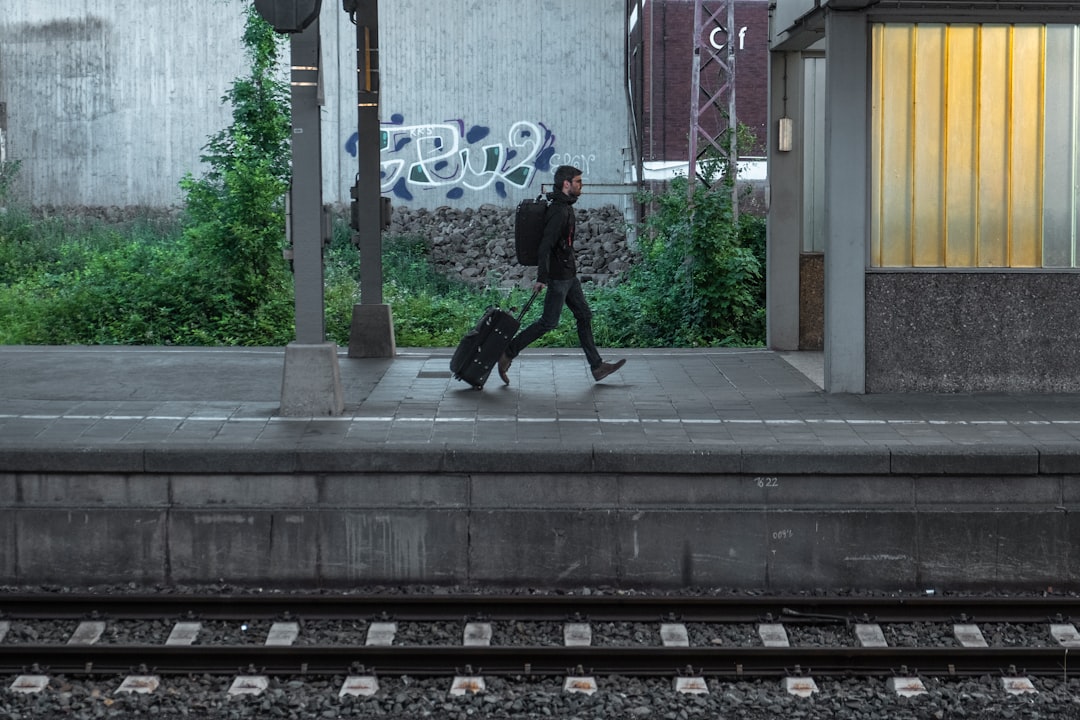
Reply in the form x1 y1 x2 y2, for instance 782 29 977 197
280 342 345 417
347 303 397 358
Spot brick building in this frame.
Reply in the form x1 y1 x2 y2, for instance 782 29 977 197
629 0 771 179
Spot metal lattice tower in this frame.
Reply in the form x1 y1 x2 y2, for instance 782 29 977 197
688 0 737 211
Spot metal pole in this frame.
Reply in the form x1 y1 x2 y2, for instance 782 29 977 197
687 0 703 198
279 7 344 417
728 0 738 221
353 0 382 306
345 0 395 358
688 0 737 210
290 19 325 344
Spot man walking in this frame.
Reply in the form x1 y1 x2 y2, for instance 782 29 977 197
498 165 625 384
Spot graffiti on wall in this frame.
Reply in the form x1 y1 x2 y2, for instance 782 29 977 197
345 114 557 200
548 152 598 176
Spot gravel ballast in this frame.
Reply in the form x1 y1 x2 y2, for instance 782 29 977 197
4 674 1080 719
4 585 1080 719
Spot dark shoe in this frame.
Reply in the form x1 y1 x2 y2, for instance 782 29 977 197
497 353 512 385
591 358 626 382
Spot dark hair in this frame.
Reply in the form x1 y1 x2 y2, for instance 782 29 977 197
553 165 583 191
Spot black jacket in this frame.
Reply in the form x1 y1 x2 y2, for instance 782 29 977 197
536 190 577 284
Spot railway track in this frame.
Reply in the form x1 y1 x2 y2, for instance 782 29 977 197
2 593 1078 622
1 593 1077 681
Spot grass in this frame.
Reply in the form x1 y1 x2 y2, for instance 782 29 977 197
0 206 765 348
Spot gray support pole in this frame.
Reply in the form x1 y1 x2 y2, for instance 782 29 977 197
822 10 867 393
766 49 802 351
347 0 395 358
290 20 326 345
354 2 381 307
280 15 344 416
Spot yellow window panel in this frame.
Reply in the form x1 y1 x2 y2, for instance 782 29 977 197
877 24 916 267
912 24 947 267
1007 26 1045 268
871 22 1056 268
1042 25 1079 267
871 24 886 267
976 24 1011 268
944 25 978 267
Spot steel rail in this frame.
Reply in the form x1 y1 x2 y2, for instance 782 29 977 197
0 594 1077 623
0 644 1073 678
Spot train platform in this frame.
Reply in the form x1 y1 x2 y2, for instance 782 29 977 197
3 344 1080 453
2 345 1080 591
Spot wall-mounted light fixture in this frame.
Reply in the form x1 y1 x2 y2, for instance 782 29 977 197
778 117 793 152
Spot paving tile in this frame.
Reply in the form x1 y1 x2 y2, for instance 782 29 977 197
3 347 1080 458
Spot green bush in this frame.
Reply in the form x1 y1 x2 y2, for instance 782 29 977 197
0 158 20 206
0 203 766 347
0 208 69 285
0 5 297 347
616 161 765 347
178 4 292 337
0 218 187 344
323 222 531 349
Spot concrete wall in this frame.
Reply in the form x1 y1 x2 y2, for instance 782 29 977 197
0 4 249 208
0 1 630 210
3 446 1078 591
867 272 1080 393
337 0 630 209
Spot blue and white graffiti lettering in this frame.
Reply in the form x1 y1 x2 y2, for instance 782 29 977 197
345 114 557 200
549 152 598 176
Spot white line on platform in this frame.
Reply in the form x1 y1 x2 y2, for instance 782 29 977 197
3 414 1080 428
274 416 356 422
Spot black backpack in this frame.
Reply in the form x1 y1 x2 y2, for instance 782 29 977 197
513 195 550 266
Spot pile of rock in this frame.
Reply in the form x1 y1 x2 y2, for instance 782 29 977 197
387 203 634 288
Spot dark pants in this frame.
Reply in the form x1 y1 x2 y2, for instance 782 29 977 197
506 277 602 369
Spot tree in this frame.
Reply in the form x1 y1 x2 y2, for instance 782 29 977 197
179 3 292 325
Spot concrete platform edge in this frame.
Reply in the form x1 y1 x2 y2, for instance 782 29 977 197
0 442 1058 474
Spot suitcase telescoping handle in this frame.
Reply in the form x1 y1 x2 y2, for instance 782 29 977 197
516 286 542 322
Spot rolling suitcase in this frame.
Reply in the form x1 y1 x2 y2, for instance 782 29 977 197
450 288 541 389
